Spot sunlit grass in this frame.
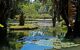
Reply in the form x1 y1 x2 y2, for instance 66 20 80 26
9 24 39 29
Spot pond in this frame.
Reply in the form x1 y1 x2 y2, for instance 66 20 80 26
7 25 80 50
7 19 68 50
8 26 56 50
17 31 56 50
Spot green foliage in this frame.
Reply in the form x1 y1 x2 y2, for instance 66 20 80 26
53 20 67 34
18 2 40 19
17 0 52 19
33 1 42 11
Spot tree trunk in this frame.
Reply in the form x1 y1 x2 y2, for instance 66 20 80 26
0 1 9 47
61 0 79 39
0 17 9 47
72 0 80 38
0 0 16 47
60 0 74 39
19 13 25 26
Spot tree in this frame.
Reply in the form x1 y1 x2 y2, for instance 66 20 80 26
18 1 40 19
0 0 17 47
47 0 78 40
59 0 78 39
19 12 25 26
40 0 80 40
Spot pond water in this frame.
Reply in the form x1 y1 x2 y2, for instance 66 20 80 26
7 24 80 50
7 19 67 50
16 31 55 50
21 43 53 50
8 26 55 50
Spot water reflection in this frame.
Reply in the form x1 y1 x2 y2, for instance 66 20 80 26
8 26 54 50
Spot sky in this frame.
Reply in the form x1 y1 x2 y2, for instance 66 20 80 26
30 0 35 2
